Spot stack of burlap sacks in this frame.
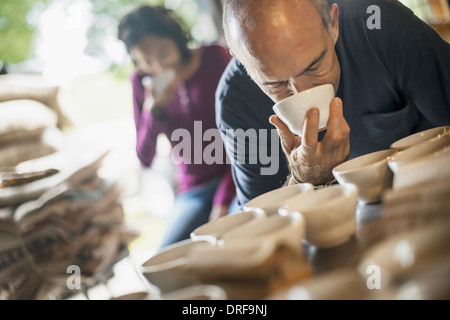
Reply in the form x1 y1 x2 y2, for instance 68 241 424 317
0 74 73 167
0 74 139 300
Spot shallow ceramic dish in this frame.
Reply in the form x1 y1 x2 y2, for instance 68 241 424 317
390 126 450 151
358 221 450 287
332 149 397 203
190 210 264 243
140 239 213 293
244 183 313 215
388 132 450 174
110 291 152 300
266 267 368 300
391 145 450 189
279 183 359 248
219 213 305 250
161 284 227 300
186 231 310 284
338 254 450 300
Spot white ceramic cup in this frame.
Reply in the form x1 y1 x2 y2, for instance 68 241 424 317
190 210 264 243
140 239 213 293
390 126 450 151
142 69 176 96
272 84 335 136
279 183 359 248
161 284 227 300
387 132 450 174
243 183 314 215
219 213 305 250
332 149 397 204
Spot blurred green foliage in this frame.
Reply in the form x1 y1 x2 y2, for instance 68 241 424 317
0 0 201 69
0 0 50 64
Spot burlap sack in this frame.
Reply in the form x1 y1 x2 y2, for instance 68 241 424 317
0 74 73 129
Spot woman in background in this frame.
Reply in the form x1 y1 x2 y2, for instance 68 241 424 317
118 5 236 250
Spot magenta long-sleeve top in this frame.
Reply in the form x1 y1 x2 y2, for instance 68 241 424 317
131 44 235 206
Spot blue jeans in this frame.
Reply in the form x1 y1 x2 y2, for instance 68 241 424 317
227 195 241 215
158 178 238 250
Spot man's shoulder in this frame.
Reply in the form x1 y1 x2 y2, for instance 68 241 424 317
334 0 415 26
217 58 250 94
225 57 247 77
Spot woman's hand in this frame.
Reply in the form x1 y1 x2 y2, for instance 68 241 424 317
142 74 179 118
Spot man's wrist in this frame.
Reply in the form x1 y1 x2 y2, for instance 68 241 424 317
290 167 303 184
289 166 336 188
313 178 337 189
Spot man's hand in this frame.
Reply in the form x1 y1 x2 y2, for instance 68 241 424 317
270 97 350 185
209 205 229 222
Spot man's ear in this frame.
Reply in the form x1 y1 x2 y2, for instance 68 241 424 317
330 3 340 44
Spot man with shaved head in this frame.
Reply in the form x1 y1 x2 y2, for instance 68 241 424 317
216 0 450 209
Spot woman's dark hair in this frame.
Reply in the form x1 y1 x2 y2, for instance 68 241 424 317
118 5 192 62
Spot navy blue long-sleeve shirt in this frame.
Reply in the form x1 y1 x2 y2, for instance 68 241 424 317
215 0 450 209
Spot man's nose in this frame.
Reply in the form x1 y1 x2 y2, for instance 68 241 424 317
289 78 313 94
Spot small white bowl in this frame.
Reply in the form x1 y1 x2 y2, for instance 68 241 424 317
266 267 368 300
391 145 450 190
220 213 305 250
244 183 314 215
273 84 334 136
279 183 359 248
413 144 450 162
390 126 450 151
332 149 397 204
186 220 310 285
161 284 227 300
388 132 450 174
190 210 264 243
358 221 450 287
110 291 152 300
140 239 213 293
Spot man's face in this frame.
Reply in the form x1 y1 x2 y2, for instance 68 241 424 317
229 0 340 103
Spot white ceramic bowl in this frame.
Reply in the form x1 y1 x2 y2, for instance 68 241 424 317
142 69 176 96
332 149 397 204
273 84 334 136
110 291 152 300
187 218 310 284
358 221 450 287
279 183 359 248
388 132 450 173
190 210 264 243
390 126 450 151
160 284 227 300
411 144 450 163
220 213 305 250
243 183 314 215
391 145 450 190
140 239 213 293
266 267 368 300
